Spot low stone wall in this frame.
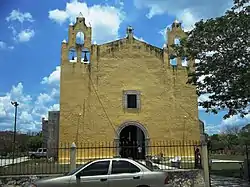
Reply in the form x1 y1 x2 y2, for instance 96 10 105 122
0 170 204 187
167 169 204 187
0 175 60 187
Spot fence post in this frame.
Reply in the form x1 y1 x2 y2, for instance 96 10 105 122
70 142 76 171
201 140 210 187
245 144 250 182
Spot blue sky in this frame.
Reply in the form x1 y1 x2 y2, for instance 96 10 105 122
0 0 249 134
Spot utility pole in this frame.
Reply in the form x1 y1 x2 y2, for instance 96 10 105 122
11 101 19 164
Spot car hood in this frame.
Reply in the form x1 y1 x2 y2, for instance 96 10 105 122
34 175 71 186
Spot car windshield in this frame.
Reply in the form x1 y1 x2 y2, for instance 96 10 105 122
64 161 92 176
134 160 154 171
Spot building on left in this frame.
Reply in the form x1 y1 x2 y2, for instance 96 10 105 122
42 111 60 158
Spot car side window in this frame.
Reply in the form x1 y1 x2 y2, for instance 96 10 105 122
78 161 110 176
111 160 140 174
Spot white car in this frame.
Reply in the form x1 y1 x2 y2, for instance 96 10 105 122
28 158 173 187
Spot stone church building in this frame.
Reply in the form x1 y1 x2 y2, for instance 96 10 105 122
58 13 201 160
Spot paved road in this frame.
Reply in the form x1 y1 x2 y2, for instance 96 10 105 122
0 156 29 166
211 175 250 187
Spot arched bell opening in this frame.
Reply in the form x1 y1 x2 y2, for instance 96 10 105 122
174 37 181 45
81 48 90 64
76 31 84 45
181 56 188 67
170 54 177 71
68 48 77 63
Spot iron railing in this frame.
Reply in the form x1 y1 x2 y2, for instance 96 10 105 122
0 140 202 176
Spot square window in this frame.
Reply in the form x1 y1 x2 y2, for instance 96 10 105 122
127 94 137 108
123 90 141 110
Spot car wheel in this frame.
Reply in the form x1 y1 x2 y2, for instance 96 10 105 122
30 155 36 159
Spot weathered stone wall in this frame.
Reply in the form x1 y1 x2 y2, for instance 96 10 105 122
0 170 204 187
168 169 204 187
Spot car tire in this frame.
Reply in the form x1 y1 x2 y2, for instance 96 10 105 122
30 155 36 159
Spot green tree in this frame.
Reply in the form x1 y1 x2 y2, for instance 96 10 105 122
27 133 43 151
239 123 250 144
173 0 250 118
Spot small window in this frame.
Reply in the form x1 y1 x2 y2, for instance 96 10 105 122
123 90 141 110
127 94 137 109
78 161 110 176
111 160 140 174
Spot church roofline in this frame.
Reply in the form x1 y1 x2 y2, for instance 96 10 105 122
96 36 163 51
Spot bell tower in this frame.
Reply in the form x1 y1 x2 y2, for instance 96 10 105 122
166 19 190 70
59 13 93 147
62 12 92 65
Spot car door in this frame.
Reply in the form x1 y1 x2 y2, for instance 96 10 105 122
42 148 47 157
108 160 143 187
70 160 110 187
37 148 43 157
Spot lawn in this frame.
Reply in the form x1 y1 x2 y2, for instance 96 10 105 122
210 154 245 178
210 154 245 161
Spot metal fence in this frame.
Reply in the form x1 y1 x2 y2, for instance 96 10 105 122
0 140 202 176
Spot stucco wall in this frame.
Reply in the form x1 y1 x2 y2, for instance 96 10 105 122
58 17 200 156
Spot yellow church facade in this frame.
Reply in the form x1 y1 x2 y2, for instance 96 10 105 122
58 14 200 161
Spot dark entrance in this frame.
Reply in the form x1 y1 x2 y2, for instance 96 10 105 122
119 125 146 160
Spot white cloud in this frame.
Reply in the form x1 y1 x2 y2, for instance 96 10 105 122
6 9 34 23
0 41 14 50
16 29 35 42
6 10 35 44
0 41 7 49
159 25 169 43
0 66 60 132
49 9 68 25
205 123 222 135
177 9 198 31
134 0 233 31
222 113 250 127
48 0 125 43
41 66 60 85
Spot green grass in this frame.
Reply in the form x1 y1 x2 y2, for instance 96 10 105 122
210 154 245 161
210 154 245 178
210 163 243 178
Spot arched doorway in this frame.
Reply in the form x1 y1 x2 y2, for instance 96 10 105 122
117 121 149 160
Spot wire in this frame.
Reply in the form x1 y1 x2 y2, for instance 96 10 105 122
89 76 118 136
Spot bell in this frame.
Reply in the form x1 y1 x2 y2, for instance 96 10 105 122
71 55 75 60
83 52 88 62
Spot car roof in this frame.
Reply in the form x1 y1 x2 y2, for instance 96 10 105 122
92 158 135 162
